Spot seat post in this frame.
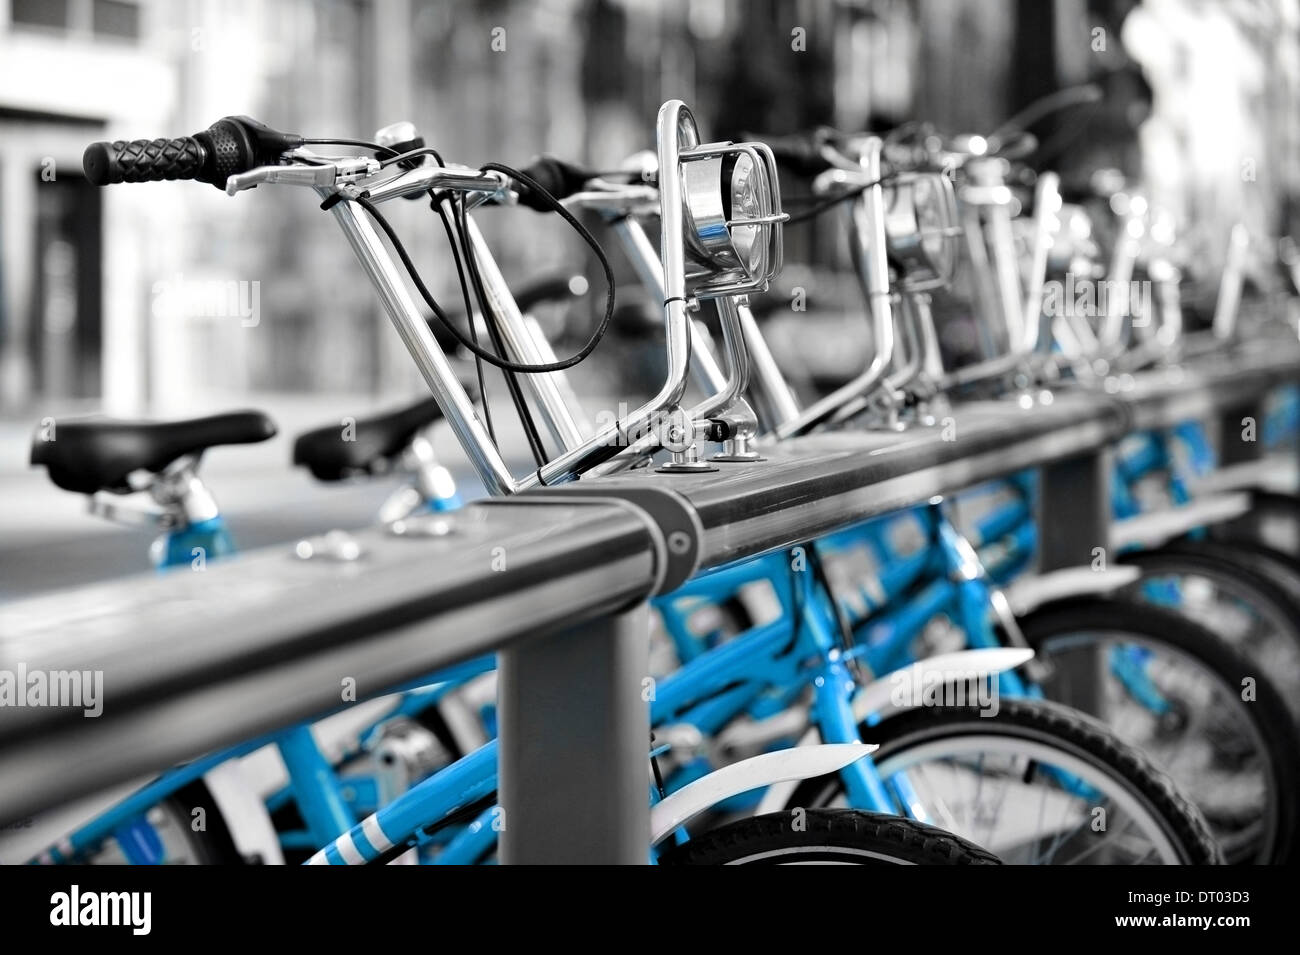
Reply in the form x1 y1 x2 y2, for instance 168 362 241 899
86 457 219 540
150 456 221 526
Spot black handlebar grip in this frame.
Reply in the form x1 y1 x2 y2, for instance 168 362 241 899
84 117 304 189
83 137 208 186
514 156 595 210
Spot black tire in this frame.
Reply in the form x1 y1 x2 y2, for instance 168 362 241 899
1119 539 1300 716
1163 535 1300 608
788 699 1222 865
169 779 249 864
1196 535 1300 606
1015 596 1300 864
658 809 1002 865
1123 539 1300 628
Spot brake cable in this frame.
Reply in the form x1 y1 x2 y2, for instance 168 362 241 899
304 137 404 158
432 196 500 448
398 147 515 456
350 174 615 373
315 143 595 463
451 195 549 467
783 173 897 225
308 135 521 451
380 146 448 169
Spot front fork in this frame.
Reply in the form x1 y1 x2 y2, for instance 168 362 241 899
932 503 1037 695
794 560 928 818
938 503 1166 713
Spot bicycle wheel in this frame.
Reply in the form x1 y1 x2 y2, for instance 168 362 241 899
787 699 1221 864
1120 540 1300 721
1015 597 1300 864
658 810 1001 865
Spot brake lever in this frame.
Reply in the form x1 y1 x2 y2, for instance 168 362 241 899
225 155 381 195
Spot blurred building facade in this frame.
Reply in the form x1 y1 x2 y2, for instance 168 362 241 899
1 0 1297 417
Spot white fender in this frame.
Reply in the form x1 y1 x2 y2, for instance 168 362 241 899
852 647 1035 723
650 743 875 844
1003 566 1141 616
753 730 824 816
1110 492 1251 551
1190 458 1298 496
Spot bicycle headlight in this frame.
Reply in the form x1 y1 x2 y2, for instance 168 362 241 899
882 171 960 291
658 101 786 301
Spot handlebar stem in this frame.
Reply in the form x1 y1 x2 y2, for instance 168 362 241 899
320 187 519 495
459 211 587 451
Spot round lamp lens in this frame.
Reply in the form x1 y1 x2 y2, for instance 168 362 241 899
725 152 761 274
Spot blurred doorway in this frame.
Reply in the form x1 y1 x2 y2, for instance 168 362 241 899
29 170 101 400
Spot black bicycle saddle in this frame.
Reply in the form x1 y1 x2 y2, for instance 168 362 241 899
31 411 276 494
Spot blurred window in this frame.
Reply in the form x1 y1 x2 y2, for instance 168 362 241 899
9 0 139 41
11 0 71 30
92 0 139 39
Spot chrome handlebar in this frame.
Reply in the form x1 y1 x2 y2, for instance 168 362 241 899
224 149 512 202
